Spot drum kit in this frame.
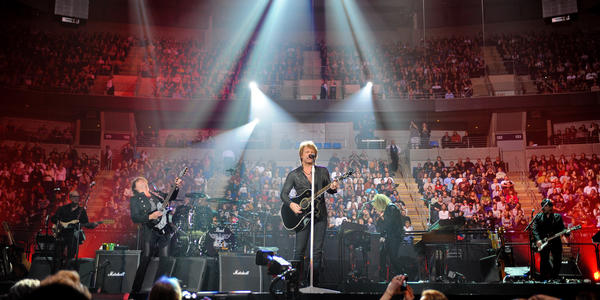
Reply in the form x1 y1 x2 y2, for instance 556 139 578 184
170 193 275 257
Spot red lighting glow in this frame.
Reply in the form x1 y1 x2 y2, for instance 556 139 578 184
594 271 600 281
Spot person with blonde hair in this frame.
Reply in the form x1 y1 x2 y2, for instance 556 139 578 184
280 141 339 285
373 193 406 281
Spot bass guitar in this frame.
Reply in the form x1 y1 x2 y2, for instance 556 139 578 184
149 167 188 235
536 224 581 252
281 170 353 232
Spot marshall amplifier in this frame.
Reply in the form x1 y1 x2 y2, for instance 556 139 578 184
219 253 268 292
94 250 140 293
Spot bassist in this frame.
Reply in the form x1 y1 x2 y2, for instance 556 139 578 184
51 190 99 267
531 199 569 280
129 176 182 294
280 141 338 285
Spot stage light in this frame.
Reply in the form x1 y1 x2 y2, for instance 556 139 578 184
253 118 260 124
366 81 373 88
594 271 600 281
249 81 258 89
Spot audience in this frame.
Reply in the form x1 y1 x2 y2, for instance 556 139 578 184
0 28 132 94
528 153 600 228
148 276 182 300
494 31 600 94
413 155 524 229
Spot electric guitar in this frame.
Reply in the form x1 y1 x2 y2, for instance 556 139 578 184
149 167 188 234
2 221 30 277
536 224 581 252
52 219 114 237
281 170 353 232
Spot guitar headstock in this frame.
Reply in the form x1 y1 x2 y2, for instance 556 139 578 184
178 167 189 179
569 225 582 232
338 169 354 181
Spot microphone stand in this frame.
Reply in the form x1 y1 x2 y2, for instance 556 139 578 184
300 164 339 294
73 183 95 272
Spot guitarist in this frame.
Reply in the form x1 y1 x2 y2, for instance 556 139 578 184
129 176 182 294
531 199 569 280
280 141 339 285
51 190 99 267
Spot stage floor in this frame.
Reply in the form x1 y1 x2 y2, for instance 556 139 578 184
91 282 600 300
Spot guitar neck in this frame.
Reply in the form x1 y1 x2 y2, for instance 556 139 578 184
313 183 332 200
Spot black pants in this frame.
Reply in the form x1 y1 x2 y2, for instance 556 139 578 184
379 237 403 281
293 218 327 284
131 227 171 293
57 229 83 268
539 241 562 280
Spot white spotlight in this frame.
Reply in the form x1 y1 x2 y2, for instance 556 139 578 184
249 81 258 89
253 118 261 124
366 81 373 88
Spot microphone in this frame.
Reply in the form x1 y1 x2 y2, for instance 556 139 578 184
90 181 96 187
308 154 316 159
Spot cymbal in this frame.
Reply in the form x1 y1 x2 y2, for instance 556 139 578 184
185 192 207 198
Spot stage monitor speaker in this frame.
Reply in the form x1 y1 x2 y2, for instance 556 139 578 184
172 257 207 291
559 260 582 279
28 257 54 280
67 258 95 288
479 255 500 282
219 253 266 292
140 257 176 292
94 250 140 294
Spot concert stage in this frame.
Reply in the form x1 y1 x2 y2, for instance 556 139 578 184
91 282 600 300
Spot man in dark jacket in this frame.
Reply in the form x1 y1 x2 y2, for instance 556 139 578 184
280 141 338 285
531 199 569 280
129 176 181 293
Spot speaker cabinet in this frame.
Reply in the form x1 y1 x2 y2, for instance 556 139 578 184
94 250 140 293
67 258 95 288
219 253 267 292
140 257 177 292
28 257 54 280
172 257 207 291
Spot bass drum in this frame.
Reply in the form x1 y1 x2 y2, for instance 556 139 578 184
202 226 235 257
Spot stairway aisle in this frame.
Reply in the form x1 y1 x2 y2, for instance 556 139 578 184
395 168 428 232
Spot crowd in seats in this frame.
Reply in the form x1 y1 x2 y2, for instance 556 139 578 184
0 28 133 94
0 143 99 227
323 37 483 99
1 122 74 144
528 153 600 227
412 156 526 230
140 38 304 100
550 122 600 145
494 31 600 93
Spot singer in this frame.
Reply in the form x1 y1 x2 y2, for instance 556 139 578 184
280 141 338 286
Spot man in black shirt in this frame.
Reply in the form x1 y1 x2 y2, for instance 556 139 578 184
531 199 568 280
280 141 338 285
51 190 99 267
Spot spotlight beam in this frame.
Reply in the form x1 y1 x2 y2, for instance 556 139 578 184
341 0 371 82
